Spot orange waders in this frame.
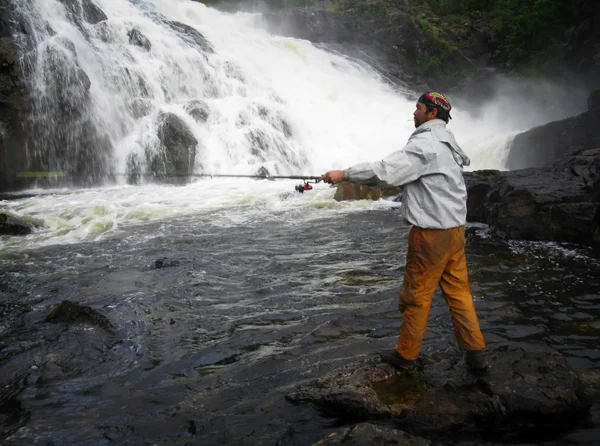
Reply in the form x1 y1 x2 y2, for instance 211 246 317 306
396 225 485 360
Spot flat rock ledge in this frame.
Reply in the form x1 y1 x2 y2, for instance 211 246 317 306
287 346 590 444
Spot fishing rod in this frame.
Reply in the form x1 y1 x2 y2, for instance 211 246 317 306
17 172 324 193
178 173 323 193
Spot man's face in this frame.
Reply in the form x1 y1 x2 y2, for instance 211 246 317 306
413 102 437 128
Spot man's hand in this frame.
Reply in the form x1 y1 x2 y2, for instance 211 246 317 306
320 170 346 184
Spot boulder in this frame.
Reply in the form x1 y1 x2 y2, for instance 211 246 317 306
166 21 213 54
46 300 114 333
466 148 600 246
286 346 590 442
81 0 107 24
0 213 34 235
505 108 600 170
334 181 402 201
314 423 434 445
147 112 198 184
128 28 152 51
588 89 600 111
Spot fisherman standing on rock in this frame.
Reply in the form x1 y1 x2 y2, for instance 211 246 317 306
321 91 488 372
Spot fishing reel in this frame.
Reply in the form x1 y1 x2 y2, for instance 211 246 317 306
295 180 318 193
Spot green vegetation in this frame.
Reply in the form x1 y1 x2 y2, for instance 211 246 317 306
423 0 594 73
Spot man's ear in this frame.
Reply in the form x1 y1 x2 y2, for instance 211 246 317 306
429 107 439 119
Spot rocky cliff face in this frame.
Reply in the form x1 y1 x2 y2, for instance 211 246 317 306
506 90 600 170
0 4 30 191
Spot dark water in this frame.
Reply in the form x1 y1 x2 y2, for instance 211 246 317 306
1 210 599 445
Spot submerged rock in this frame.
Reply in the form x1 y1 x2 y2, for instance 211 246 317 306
314 423 433 445
0 213 34 236
126 152 141 185
58 0 107 25
255 166 271 178
286 346 590 442
46 300 114 333
152 257 181 269
183 99 210 123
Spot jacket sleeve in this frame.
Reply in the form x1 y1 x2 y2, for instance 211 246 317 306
345 143 431 187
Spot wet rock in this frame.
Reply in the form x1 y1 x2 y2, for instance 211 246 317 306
334 181 402 201
286 346 590 442
58 0 108 25
166 21 213 54
463 170 503 223
0 213 34 236
466 148 600 246
183 99 209 123
505 107 600 170
147 112 198 184
314 423 434 445
81 0 107 24
38 40 92 114
46 300 114 333
0 370 30 438
589 89 600 111
128 28 152 51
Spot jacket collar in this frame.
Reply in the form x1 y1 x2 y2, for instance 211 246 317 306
409 119 471 167
412 119 446 136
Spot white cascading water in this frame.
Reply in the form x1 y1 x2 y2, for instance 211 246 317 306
1 0 555 250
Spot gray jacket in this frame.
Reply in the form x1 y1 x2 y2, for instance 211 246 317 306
345 119 471 229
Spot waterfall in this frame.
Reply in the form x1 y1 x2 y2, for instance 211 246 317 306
12 0 527 187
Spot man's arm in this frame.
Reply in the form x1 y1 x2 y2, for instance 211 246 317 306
322 144 430 187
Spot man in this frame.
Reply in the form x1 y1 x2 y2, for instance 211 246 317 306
321 91 487 372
